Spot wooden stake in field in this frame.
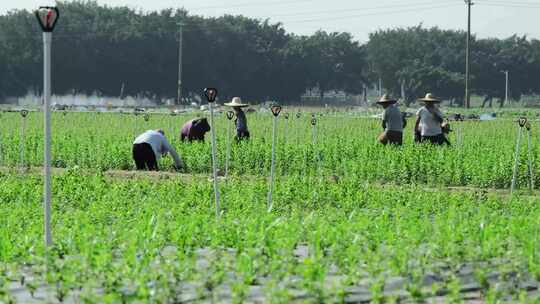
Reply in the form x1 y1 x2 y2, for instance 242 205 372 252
224 110 235 179
511 117 527 195
20 110 28 168
267 104 282 212
204 88 221 217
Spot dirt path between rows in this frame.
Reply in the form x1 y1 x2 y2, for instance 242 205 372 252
2 166 539 198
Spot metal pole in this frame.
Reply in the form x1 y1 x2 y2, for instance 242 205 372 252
205 89 221 218
511 121 525 195
465 0 473 108
284 113 289 146
267 106 281 212
43 32 53 246
0 132 3 167
177 22 184 105
119 82 125 99
20 114 26 168
267 116 278 212
225 111 234 179
456 123 462 147
527 125 534 191
311 116 319 176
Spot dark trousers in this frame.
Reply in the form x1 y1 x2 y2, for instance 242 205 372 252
132 143 158 171
379 130 403 146
421 134 450 146
236 130 250 142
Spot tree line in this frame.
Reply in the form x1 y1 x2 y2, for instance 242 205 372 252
1 1 539 106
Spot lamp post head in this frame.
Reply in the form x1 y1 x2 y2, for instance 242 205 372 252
35 6 59 32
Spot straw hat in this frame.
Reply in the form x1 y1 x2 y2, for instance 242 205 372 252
376 94 397 104
418 93 441 103
224 97 249 107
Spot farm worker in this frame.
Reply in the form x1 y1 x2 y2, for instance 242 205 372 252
132 129 184 171
180 117 211 142
224 97 250 141
376 94 407 145
414 93 450 145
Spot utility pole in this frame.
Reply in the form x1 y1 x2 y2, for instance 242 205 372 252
177 21 184 105
465 0 473 108
502 70 509 105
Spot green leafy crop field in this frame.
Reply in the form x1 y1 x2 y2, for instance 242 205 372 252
1 110 540 303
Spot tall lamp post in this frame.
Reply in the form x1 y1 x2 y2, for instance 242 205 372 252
502 70 509 105
35 6 59 247
465 0 474 108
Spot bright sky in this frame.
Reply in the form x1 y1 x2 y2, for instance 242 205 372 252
2 0 540 42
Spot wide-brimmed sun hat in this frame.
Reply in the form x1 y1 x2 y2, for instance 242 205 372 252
224 97 249 107
418 93 442 103
376 94 397 104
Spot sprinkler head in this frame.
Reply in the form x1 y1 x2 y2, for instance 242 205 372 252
311 118 317 126
226 111 235 120
20 110 29 118
144 113 150 122
204 88 218 103
270 105 282 117
518 117 527 128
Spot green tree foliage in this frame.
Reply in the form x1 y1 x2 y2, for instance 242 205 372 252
367 26 540 106
0 1 365 103
1 2 540 106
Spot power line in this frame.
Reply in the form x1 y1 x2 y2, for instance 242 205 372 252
475 0 540 7
189 0 318 10
51 2 461 37
252 1 457 19
285 3 460 24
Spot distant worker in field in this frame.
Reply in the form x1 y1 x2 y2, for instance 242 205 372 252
414 93 450 145
133 129 184 171
376 94 407 145
180 117 211 142
225 97 250 141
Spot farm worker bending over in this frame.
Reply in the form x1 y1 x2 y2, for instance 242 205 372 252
376 94 406 145
225 97 250 141
180 117 211 142
133 129 184 171
414 93 449 146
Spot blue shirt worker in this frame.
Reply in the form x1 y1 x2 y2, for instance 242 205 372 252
376 94 406 145
225 97 250 141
